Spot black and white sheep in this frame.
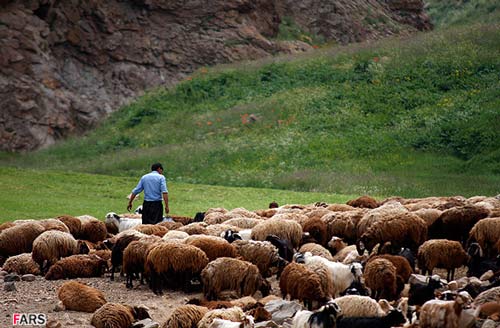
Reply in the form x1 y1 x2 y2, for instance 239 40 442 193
335 309 406 328
292 301 342 328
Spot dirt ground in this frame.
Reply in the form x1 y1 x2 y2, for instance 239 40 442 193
0 265 470 327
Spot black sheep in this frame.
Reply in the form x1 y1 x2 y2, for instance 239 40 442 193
336 309 406 328
266 234 294 262
408 275 444 306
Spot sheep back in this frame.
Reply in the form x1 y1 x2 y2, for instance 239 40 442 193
79 217 107 243
251 219 303 249
0 222 45 259
91 303 135 328
58 281 106 312
32 230 78 270
417 239 469 273
368 254 413 282
279 262 328 304
364 258 398 301
134 224 169 237
3 253 41 275
232 240 279 277
334 295 384 317
162 305 208 328
468 217 500 257
299 243 334 261
55 215 82 237
184 235 238 261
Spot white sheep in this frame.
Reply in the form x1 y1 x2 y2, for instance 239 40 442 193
105 212 142 233
302 252 364 297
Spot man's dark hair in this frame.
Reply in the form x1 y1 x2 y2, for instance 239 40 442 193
151 163 163 171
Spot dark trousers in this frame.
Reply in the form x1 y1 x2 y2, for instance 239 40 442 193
142 201 163 224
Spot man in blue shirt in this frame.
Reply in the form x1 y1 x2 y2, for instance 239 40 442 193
127 163 169 224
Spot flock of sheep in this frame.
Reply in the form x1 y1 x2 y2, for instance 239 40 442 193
1 194 500 328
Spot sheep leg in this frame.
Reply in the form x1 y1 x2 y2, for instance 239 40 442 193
110 266 115 281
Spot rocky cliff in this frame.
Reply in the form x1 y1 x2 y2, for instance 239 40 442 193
0 0 431 152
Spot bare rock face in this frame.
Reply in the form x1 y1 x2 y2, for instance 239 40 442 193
0 0 431 152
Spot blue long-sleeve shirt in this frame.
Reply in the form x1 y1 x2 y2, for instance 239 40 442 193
131 171 168 201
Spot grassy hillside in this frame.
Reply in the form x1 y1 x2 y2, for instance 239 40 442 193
0 168 353 222
425 0 500 28
1 24 499 198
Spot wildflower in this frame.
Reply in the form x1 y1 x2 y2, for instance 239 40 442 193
373 57 379 63
207 121 213 126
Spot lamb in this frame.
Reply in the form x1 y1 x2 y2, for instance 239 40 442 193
145 242 209 294
232 240 280 278
197 307 248 328
419 291 471 328
57 281 106 312
77 215 107 243
251 218 303 249
2 253 41 275
336 309 406 328
45 254 108 280
279 262 331 310
91 303 150 328
0 221 45 263
104 212 142 234
333 295 386 317
302 217 328 246
301 252 364 298
346 195 379 209
31 230 87 273
356 212 427 255
291 301 342 328
55 215 82 237
408 274 445 306
265 234 295 263
161 304 209 328
428 205 490 245
299 243 334 261
122 235 162 288
110 231 146 281
364 258 398 301
201 257 270 300
468 217 500 258
417 239 469 281
184 235 238 261
328 237 359 262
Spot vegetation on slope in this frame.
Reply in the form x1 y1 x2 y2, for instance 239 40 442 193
1 24 499 198
425 0 500 28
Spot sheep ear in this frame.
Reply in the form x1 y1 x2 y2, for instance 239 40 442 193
113 214 120 221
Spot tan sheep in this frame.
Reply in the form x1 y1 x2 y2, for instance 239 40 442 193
31 230 81 272
326 204 356 212
417 239 469 281
157 220 183 230
0 221 15 233
162 230 190 241
91 303 150 328
224 217 262 229
178 222 209 235
299 243 333 261
184 235 238 261
364 258 398 301
357 201 408 238
145 242 209 294
251 218 303 249
3 253 41 275
201 257 270 300
197 306 247 328
322 210 365 244
57 281 106 312
162 304 209 328
232 240 280 278
468 217 500 258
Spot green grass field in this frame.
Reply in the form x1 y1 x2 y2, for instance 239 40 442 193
0 167 354 223
1 22 499 221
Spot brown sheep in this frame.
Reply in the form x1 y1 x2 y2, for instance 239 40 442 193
428 205 490 245
157 220 183 230
357 212 427 255
91 303 150 328
279 262 330 310
184 235 238 261
347 195 379 209
31 230 83 273
251 218 303 249
417 239 469 281
3 253 41 275
0 221 15 233
232 240 280 278
133 224 168 237
0 221 45 265
123 235 162 288
170 214 194 225
162 304 209 328
57 281 106 312
45 254 108 280
322 210 365 244
468 217 500 258
357 202 408 238
364 258 398 301
412 208 443 227
367 254 413 283
302 217 328 246
475 301 500 320
201 257 270 301
145 242 209 294
78 216 107 243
